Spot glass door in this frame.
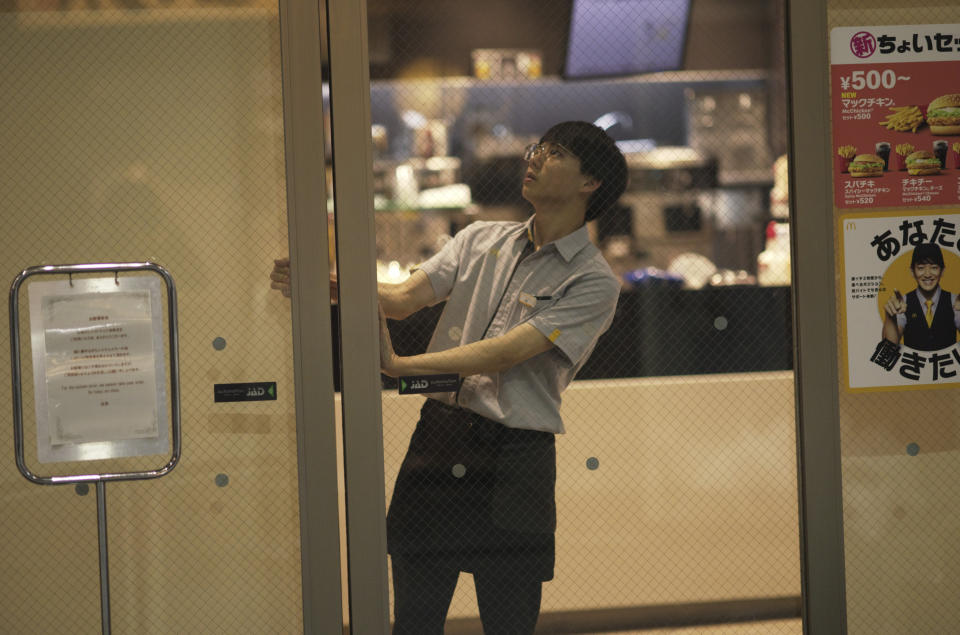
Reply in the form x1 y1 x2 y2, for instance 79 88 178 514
0 2 342 633
328 0 804 632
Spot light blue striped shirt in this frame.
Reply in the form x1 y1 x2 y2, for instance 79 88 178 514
417 216 620 433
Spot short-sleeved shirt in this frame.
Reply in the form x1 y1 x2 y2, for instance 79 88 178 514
417 216 620 433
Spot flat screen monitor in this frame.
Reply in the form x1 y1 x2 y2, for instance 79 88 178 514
564 0 692 79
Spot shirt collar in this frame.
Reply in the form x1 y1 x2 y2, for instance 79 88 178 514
521 215 592 263
916 287 942 304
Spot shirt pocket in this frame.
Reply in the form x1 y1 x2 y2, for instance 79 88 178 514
517 291 559 321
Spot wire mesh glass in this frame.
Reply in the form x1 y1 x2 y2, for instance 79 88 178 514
352 0 802 632
828 2 960 633
0 3 302 633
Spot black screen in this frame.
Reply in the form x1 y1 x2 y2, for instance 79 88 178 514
564 0 691 79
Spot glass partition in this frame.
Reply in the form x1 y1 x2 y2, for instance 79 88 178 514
354 0 803 632
0 3 308 632
827 1 960 632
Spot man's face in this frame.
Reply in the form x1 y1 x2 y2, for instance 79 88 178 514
912 262 943 293
521 142 592 204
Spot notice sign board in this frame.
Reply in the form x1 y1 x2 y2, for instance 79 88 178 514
28 275 169 463
831 25 960 209
841 210 960 391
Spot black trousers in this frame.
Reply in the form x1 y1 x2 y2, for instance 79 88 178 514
387 400 557 633
391 553 542 635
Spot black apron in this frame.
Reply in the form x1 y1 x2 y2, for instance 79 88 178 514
387 399 557 581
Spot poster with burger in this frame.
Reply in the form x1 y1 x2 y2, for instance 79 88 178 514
831 25 960 209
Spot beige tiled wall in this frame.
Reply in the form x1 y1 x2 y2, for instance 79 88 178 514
372 372 801 619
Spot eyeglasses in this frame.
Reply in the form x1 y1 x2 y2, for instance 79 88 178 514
523 142 572 162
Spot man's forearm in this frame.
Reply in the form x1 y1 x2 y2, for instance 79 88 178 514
389 340 513 377
384 323 553 377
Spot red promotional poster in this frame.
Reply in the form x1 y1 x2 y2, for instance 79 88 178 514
831 25 960 209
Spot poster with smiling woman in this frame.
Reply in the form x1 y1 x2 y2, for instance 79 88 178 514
842 209 960 391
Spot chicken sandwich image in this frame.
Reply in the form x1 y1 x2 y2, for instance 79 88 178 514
927 94 960 135
905 150 941 175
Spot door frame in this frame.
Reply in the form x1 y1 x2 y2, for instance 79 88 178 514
323 0 393 631
787 1 848 632
278 1 350 632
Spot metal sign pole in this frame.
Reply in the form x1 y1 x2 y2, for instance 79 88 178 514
9 262 181 635
97 481 111 635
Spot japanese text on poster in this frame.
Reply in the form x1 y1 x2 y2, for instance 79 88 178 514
831 25 960 209
29 276 169 463
842 210 960 390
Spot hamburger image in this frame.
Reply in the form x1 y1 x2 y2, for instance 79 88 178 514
905 150 941 175
847 153 885 177
927 94 960 135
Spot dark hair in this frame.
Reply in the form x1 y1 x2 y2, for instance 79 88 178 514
911 243 945 268
540 121 628 222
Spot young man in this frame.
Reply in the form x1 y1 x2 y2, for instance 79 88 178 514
378 121 626 634
883 243 960 351
272 121 627 633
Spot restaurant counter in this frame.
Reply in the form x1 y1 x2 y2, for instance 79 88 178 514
331 284 793 390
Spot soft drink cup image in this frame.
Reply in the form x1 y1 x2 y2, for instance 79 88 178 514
875 142 891 170
933 140 948 168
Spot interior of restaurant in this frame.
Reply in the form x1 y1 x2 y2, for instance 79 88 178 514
0 1 802 633
6 1 960 633
333 0 794 382
338 0 802 632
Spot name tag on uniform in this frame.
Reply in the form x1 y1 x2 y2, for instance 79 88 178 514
519 292 536 307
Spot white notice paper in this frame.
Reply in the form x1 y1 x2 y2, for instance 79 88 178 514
29 276 169 463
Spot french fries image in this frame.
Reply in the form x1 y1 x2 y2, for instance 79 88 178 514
837 144 857 159
895 143 915 157
878 105 924 132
